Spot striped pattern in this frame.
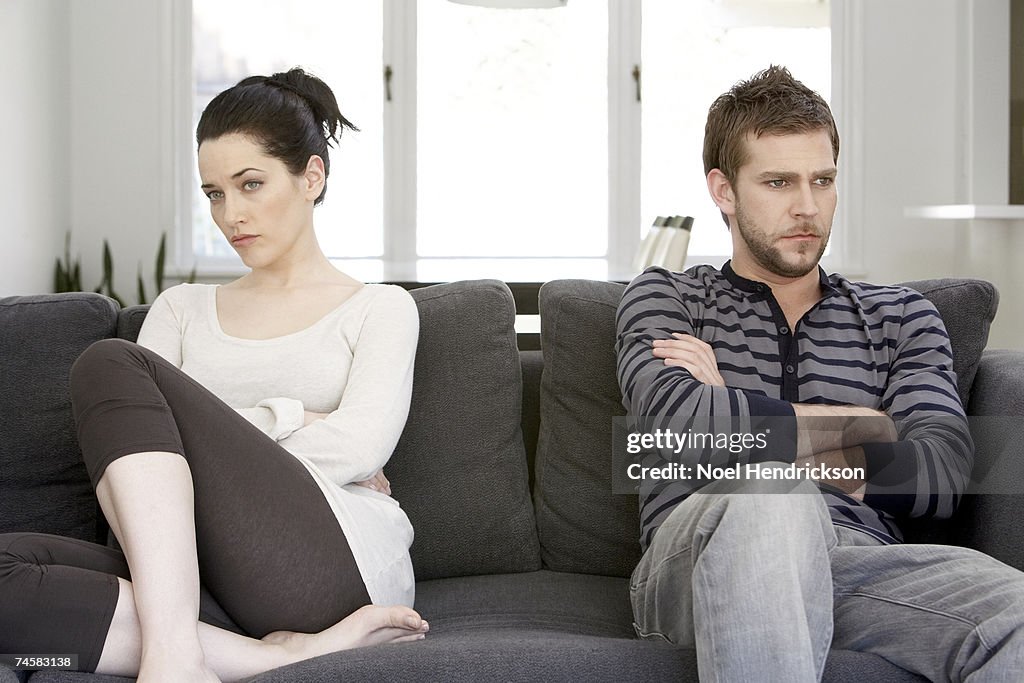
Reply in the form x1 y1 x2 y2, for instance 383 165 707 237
616 263 973 551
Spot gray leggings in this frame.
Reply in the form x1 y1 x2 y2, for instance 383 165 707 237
0 338 371 672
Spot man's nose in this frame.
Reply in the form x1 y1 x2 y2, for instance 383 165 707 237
792 183 820 219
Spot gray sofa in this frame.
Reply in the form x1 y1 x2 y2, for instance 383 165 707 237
1 277 1022 682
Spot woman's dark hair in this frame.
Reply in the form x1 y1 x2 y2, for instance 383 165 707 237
196 67 357 206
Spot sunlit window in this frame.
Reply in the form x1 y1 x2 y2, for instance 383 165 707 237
417 0 608 257
188 0 832 278
641 0 830 259
192 0 384 261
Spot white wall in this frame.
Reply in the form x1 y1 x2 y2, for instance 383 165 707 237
0 0 69 296
850 0 1021 349
7 0 1022 347
69 0 176 305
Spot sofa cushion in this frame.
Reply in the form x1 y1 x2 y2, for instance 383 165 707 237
899 278 998 407
119 282 541 581
535 280 637 577
0 293 119 543
386 280 541 579
534 277 996 577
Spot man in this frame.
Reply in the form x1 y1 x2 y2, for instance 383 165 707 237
616 65 1024 682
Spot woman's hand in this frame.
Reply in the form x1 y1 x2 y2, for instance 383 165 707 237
355 469 391 496
651 333 725 386
303 410 329 427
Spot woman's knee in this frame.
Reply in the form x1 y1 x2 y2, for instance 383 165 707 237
70 339 139 389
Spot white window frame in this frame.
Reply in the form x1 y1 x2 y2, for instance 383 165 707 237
168 0 861 281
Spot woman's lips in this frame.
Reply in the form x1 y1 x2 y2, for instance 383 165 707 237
231 235 258 248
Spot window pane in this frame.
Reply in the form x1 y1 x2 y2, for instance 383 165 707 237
417 0 609 257
192 0 383 260
641 0 830 258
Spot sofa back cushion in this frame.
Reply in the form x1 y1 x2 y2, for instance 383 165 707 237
534 277 996 576
389 280 541 579
120 280 541 581
898 279 998 407
535 280 637 576
0 293 119 542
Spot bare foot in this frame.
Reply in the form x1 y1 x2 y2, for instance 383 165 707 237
263 605 429 665
137 653 220 683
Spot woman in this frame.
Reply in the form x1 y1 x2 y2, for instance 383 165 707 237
0 68 427 682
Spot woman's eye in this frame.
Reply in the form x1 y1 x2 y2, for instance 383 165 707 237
206 190 224 201
243 180 262 191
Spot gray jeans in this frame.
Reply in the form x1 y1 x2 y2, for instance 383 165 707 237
630 475 1024 682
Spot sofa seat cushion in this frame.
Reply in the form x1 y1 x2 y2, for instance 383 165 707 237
0 293 119 543
21 638 926 683
416 570 634 638
18 571 925 682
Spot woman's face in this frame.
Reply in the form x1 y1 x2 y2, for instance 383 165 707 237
198 133 324 269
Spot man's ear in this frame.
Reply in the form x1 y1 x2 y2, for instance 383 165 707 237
303 155 326 200
707 168 736 218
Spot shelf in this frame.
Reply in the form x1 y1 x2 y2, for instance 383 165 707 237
904 205 1024 220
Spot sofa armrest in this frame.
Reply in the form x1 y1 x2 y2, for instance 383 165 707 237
0 666 25 683
955 350 1024 570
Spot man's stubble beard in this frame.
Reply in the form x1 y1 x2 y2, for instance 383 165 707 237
734 200 830 278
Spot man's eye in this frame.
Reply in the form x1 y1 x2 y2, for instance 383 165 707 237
816 178 834 187
243 180 262 191
767 179 786 188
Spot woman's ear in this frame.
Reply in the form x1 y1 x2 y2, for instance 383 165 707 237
707 169 736 218
303 155 327 200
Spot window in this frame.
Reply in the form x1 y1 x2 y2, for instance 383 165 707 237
640 0 830 260
186 0 834 282
191 0 384 279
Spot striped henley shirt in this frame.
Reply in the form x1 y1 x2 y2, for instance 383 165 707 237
616 262 973 551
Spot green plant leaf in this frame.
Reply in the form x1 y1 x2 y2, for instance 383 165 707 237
155 232 166 292
55 258 66 293
102 240 114 284
137 264 147 305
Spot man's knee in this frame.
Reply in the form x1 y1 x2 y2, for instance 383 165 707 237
655 474 828 552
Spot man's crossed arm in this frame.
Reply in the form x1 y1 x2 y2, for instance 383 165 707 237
651 332 898 499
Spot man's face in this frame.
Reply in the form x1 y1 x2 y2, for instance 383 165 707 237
728 130 837 279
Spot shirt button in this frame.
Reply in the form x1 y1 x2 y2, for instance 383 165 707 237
785 364 795 374
780 327 790 335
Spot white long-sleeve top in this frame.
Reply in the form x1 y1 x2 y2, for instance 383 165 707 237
136 282 418 606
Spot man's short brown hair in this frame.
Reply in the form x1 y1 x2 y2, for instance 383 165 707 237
703 65 840 187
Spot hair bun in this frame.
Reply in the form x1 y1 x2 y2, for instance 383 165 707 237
262 68 358 144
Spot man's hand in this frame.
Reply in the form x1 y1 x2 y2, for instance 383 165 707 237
793 404 897 460
795 446 867 500
355 468 392 496
651 333 725 386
